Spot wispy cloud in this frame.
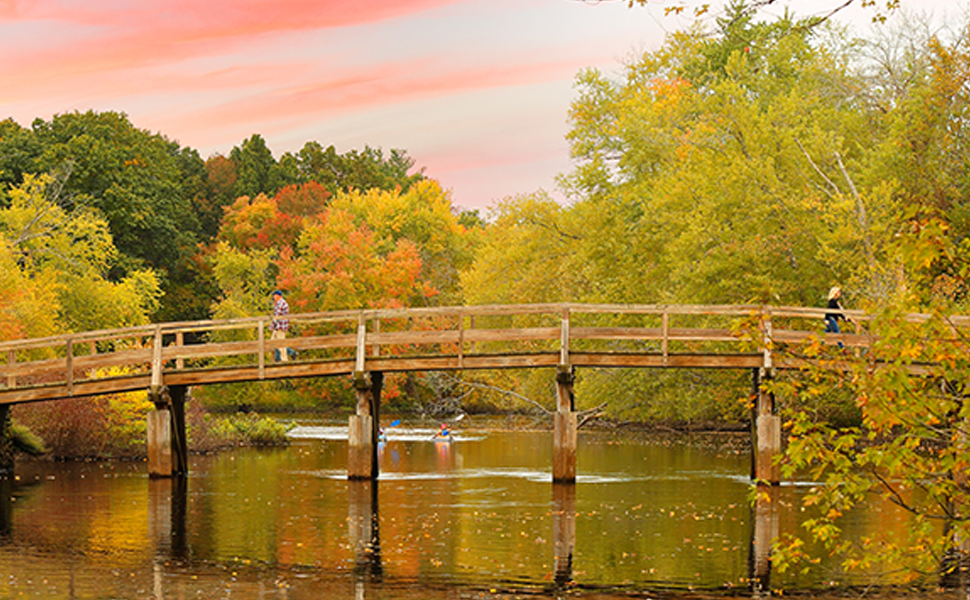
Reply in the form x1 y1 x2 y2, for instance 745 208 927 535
1 0 667 207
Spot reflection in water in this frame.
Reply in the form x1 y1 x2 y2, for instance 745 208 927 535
0 477 11 539
348 480 382 581
0 426 954 598
150 476 188 600
749 484 779 595
552 483 576 588
149 476 187 561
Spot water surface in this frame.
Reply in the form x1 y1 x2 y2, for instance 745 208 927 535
0 419 951 598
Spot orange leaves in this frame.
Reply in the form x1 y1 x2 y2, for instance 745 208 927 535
213 175 464 318
276 207 429 312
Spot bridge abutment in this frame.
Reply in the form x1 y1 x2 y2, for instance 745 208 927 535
147 385 188 478
553 365 578 483
751 368 781 484
349 371 383 480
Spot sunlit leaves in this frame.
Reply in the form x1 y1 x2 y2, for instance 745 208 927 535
776 305 970 579
331 180 476 303
0 174 160 338
277 207 426 312
461 192 584 305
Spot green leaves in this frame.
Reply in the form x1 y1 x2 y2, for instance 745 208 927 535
0 174 161 339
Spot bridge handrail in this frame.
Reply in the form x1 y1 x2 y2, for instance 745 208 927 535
7 302 970 353
0 302 949 353
3 302 967 405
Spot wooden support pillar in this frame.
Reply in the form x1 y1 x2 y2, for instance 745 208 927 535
751 368 781 484
349 371 382 480
169 385 188 476
553 365 578 483
147 385 188 478
0 405 12 475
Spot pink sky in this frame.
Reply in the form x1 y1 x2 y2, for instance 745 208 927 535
1 0 965 211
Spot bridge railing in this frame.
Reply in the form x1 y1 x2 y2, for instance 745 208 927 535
0 303 885 403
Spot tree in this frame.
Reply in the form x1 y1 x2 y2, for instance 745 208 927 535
24 111 200 321
275 207 428 312
461 192 585 305
0 173 161 339
0 119 42 204
628 0 903 26
230 134 282 199
291 141 425 196
332 180 476 304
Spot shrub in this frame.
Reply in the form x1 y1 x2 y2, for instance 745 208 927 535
207 413 294 446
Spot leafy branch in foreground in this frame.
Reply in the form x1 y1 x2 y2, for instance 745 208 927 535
771 306 970 583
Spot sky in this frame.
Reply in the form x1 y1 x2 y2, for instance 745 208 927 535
1 0 967 212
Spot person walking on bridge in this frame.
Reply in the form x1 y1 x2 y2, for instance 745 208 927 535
824 286 851 349
270 290 296 362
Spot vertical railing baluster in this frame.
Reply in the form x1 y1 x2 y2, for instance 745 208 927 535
6 350 15 389
258 320 265 380
762 307 773 370
65 338 74 396
371 317 380 358
560 306 571 367
355 313 367 373
458 311 465 369
662 310 669 367
151 325 163 389
175 331 184 370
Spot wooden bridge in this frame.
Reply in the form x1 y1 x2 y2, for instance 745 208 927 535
0 303 875 482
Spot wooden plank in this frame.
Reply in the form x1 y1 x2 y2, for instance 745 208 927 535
462 327 560 343
367 330 461 346
175 332 184 370
560 309 570 366
0 373 154 405
0 349 152 378
569 326 739 342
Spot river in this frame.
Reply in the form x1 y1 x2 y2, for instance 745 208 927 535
0 417 957 599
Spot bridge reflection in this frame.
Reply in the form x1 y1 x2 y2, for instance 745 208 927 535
140 477 793 597
749 484 778 595
552 483 576 588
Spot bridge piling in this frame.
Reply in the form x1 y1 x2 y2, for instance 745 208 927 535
750 368 781 484
349 371 383 480
0 405 12 474
553 365 578 483
147 385 188 478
